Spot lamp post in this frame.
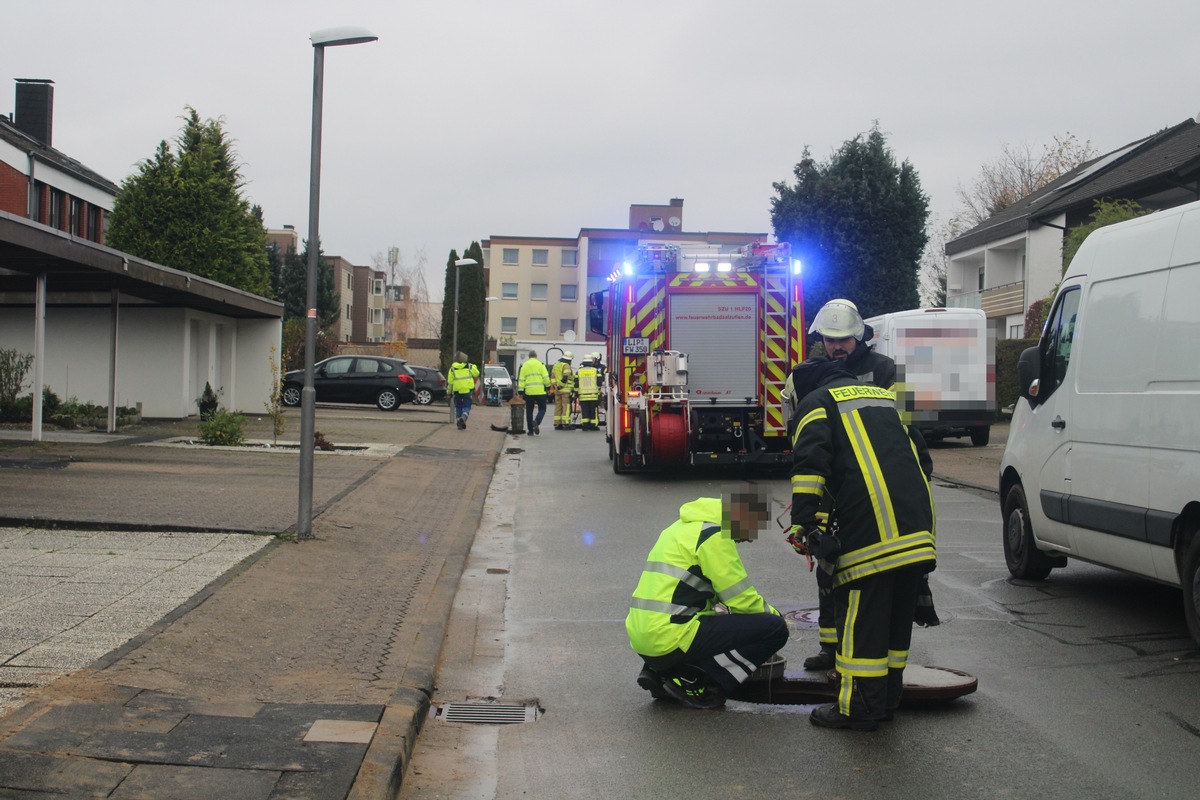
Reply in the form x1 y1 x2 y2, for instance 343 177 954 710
482 296 499 368
449 257 478 422
298 26 377 541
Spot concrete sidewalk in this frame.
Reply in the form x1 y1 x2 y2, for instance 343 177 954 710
0 402 513 799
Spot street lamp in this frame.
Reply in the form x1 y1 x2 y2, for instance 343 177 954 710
449 257 478 422
298 26 377 541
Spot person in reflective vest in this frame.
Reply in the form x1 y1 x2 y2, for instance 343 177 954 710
626 484 788 709
448 352 480 430
550 351 575 430
576 356 600 431
517 350 550 435
788 358 936 731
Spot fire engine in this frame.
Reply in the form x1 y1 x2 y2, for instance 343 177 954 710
587 241 804 472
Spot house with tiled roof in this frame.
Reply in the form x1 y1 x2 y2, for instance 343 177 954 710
945 117 1200 339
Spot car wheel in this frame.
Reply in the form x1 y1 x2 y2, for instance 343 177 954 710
281 384 302 407
414 389 433 405
376 389 401 411
1003 484 1056 580
970 426 990 447
1182 531 1200 645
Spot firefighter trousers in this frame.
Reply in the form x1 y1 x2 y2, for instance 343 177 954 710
553 392 572 427
639 612 788 694
579 397 599 430
832 567 923 721
816 565 837 653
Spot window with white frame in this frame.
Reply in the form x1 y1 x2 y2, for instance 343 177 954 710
531 283 548 301
532 249 549 266
502 282 518 299
559 319 575 335
501 317 517 334
373 279 384 295
503 248 519 265
562 249 578 267
530 318 547 335
560 284 577 301
372 308 384 324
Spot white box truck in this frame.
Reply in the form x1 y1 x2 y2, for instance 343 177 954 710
1000 198 1200 643
864 307 996 446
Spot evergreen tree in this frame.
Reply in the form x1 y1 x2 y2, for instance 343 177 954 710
279 240 338 327
438 243 487 374
771 124 929 323
107 107 272 296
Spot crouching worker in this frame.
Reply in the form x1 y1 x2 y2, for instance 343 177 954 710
625 484 789 709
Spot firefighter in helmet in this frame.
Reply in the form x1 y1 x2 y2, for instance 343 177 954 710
786 299 896 672
576 353 601 430
551 351 575 430
787 358 935 730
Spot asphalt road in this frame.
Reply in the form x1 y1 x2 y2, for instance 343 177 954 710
403 425 1200 800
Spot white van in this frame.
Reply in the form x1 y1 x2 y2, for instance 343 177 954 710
864 307 995 446
999 199 1200 643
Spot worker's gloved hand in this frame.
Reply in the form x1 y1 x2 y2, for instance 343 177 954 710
785 525 809 555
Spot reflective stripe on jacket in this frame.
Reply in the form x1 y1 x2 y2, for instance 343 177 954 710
626 497 777 658
518 358 550 395
790 379 936 588
448 361 479 394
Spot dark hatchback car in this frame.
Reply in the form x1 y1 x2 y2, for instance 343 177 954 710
281 355 416 411
408 365 448 405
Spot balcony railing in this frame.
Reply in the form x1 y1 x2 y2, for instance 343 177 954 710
981 281 1025 318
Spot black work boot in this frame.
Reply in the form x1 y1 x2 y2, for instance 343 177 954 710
803 648 835 671
810 703 878 732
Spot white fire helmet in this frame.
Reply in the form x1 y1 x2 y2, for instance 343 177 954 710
808 299 865 341
591 352 601 361
563 351 573 360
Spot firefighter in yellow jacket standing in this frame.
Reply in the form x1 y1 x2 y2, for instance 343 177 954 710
576 354 601 431
550 351 575 430
788 358 936 731
626 483 788 709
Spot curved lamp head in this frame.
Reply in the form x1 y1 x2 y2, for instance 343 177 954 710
311 27 378 47
454 258 479 267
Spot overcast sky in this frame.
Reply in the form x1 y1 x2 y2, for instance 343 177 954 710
6 1 1197 299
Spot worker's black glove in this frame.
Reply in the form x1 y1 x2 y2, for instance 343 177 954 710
806 530 841 561
914 574 940 627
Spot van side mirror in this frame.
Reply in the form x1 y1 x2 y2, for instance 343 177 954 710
1017 346 1041 406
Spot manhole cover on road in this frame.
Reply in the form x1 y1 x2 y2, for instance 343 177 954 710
436 701 540 725
786 608 820 628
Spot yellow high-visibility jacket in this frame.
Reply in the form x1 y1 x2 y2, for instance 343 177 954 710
626 497 778 657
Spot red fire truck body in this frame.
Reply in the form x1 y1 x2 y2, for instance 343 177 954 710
589 242 805 472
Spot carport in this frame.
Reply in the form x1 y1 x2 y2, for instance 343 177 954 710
0 210 283 439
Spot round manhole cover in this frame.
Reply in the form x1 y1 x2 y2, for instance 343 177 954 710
786 608 820 628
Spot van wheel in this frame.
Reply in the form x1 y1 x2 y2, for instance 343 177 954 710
1003 484 1056 580
1182 534 1200 645
970 426 990 447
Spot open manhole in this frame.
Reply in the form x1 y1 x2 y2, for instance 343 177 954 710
435 701 540 725
730 664 977 706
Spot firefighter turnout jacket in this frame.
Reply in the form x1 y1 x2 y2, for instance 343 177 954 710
626 497 779 658
576 362 599 401
550 358 575 396
790 363 935 588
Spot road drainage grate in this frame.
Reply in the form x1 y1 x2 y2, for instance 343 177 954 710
437 701 540 725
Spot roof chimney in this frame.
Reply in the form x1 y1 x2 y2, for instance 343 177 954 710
14 79 54 146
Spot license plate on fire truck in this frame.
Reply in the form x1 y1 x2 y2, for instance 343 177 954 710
623 337 650 355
